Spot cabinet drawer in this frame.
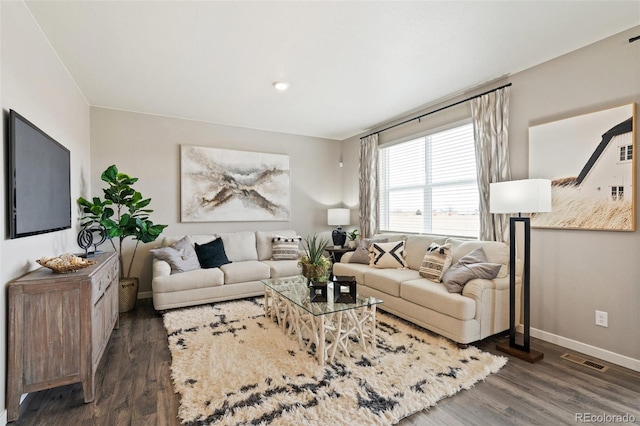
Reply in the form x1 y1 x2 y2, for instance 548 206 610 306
91 260 116 304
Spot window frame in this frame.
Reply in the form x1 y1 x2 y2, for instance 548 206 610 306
377 118 479 238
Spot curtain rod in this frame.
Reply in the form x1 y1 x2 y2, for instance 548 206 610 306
360 82 513 140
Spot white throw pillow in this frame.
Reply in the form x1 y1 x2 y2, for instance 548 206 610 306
370 241 407 269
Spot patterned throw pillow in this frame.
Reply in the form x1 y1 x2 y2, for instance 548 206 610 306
442 247 501 293
150 236 201 274
419 242 453 281
272 236 302 260
370 241 407 269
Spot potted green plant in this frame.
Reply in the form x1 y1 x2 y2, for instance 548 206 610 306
347 229 360 249
77 165 167 312
298 234 332 283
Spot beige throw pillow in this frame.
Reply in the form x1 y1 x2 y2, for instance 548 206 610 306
271 236 302 260
419 242 453 281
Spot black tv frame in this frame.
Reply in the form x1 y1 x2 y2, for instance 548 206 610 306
7 110 72 239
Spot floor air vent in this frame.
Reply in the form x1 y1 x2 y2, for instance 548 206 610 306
561 353 608 372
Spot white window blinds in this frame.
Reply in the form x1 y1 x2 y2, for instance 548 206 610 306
378 122 479 237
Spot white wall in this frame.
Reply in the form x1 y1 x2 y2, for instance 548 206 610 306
90 108 342 294
1 0 91 419
342 27 640 367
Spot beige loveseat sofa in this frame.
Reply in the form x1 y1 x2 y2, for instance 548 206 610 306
333 234 519 345
151 230 301 310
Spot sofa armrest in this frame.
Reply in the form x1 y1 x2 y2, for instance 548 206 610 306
152 258 171 278
462 275 514 339
463 276 510 299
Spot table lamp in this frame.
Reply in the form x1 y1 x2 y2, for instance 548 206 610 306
490 178 551 363
327 208 350 247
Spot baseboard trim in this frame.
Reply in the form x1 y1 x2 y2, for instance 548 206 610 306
137 291 153 300
515 325 640 372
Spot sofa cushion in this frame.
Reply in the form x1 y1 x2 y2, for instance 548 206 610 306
442 248 501 293
152 267 224 293
419 242 453 281
404 235 448 270
372 233 407 242
349 237 388 264
256 230 297 260
218 231 258 262
370 241 407 269
150 236 201 274
333 262 372 284
400 279 476 321
219 261 270 284
364 268 421 297
261 260 300 278
447 238 509 278
271 236 302 260
194 238 231 269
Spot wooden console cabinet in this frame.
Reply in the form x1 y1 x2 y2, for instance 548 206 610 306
6 252 119 422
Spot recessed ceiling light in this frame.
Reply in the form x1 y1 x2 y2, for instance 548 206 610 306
273 81 290 91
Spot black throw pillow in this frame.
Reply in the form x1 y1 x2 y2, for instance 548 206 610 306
194 238 231 269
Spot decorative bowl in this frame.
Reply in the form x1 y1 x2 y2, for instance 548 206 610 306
36 254 96 274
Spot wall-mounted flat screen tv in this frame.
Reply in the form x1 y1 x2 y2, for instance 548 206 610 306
8 110 71 239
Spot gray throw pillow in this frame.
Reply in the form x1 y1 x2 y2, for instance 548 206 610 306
442 247 501 293
150 236 201 274
349 238 388 264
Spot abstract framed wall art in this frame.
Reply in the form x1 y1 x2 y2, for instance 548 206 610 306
181 145 290 222
529 103 636 231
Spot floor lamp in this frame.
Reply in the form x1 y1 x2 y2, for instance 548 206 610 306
490 179 551 363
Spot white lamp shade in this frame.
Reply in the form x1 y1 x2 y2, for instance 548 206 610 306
490 179 552 214
327 208 350 226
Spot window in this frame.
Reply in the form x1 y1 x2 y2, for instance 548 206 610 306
611 186 624 201
378 122 479 237
619 145 633 161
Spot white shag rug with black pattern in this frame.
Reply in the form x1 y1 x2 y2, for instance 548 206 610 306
163 298 507 425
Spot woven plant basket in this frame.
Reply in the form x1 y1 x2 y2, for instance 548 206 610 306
301 263 330 283
119 277 139 313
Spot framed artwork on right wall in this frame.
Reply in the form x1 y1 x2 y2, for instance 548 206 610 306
528 103 636 231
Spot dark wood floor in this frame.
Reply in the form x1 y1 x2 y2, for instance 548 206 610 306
12 298 640 425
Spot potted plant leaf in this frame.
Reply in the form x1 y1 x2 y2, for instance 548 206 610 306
298 234 332 283
77 165 167 312
347 229 360 249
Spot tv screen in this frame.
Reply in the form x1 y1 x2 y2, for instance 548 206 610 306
8 110 71 239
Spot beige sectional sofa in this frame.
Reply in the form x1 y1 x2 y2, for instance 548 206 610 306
333 233 520 345
151 230 301 310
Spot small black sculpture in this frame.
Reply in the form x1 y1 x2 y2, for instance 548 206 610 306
77 225 107 258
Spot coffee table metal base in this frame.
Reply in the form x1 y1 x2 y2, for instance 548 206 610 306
264 287 377 365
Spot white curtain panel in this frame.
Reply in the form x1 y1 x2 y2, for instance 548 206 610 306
471 87 512 243
359 134 379 239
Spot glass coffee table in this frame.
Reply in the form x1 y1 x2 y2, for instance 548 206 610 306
262 275 383 366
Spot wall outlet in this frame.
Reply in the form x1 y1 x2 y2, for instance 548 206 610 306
595 310 608 328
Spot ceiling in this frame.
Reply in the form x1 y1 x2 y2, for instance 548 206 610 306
25 1 640 141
